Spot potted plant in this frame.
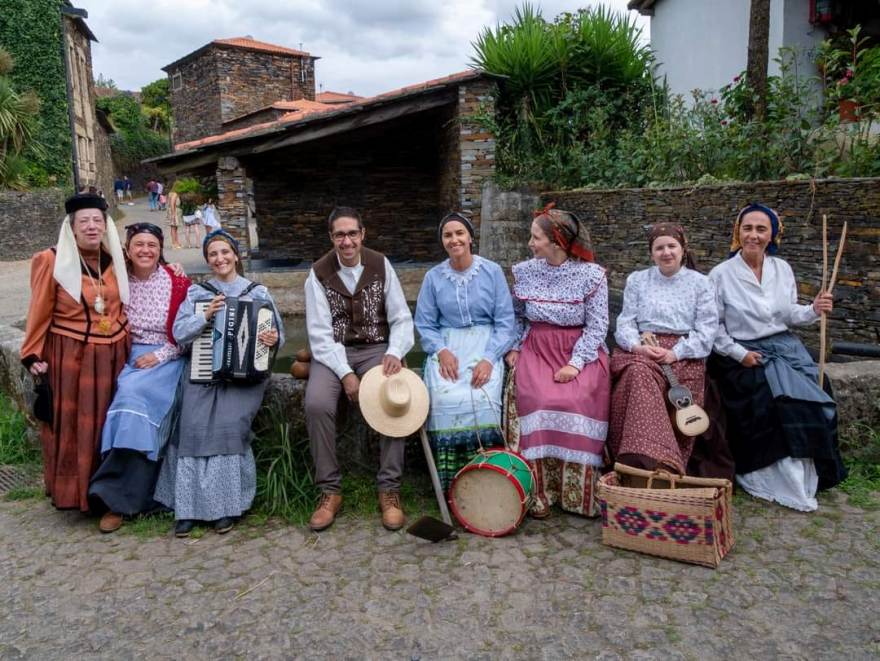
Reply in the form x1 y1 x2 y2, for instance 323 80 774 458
816 25 880 123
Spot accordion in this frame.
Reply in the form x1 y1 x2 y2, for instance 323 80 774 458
190 283 277 383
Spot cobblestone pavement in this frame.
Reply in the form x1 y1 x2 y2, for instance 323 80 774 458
1 490 878 660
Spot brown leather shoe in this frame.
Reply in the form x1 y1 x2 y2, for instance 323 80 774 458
309 492 342 531
378 491 406 531
99 512 123 533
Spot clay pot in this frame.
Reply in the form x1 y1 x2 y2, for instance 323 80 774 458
290 361 310 379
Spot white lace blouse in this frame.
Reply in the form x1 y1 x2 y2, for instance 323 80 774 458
614 266 718 360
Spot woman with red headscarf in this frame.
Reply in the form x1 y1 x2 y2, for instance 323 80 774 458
505 205 610 518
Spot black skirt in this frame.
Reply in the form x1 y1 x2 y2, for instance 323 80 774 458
707 352 846 491
88 449 164 515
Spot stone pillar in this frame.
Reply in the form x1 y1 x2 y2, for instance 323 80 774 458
478 181 539 272
215 156 251 256
457 79 496 240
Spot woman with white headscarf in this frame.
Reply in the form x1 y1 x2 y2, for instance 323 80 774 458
21 193 131 512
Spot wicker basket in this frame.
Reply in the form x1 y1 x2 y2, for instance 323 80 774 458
597 463 735 568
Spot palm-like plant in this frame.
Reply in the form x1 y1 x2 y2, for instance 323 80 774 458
470 3 656 187
0 48 41 190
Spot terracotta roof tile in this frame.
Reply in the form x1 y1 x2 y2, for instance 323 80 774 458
173 70 486 152
316 91 363 104
212 37 311 58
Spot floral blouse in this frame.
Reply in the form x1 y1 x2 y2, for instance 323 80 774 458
511 258 609 370
614 266 718 360
127 266 179 364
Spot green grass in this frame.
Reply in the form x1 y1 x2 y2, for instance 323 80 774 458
3 485 43 501
118 511 175 539
838 423 880 510
0 393 39 466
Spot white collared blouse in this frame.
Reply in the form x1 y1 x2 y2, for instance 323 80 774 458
614 266 718 360
708 252 819 362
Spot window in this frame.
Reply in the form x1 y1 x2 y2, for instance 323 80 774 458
172 72 183 91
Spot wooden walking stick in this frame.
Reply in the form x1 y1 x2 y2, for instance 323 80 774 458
819 215 828 387
818 219 848 388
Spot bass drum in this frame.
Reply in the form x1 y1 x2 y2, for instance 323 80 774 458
449 449 535 537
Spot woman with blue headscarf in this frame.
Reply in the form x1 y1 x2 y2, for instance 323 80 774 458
708 204 846 512
154 230 284 536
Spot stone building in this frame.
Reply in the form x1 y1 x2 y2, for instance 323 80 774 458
163 37 318 146
62 2 113 195
152 37 497 264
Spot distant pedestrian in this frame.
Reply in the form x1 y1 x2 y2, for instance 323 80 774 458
114 177 125 201
124 176 133 200
166 189 183 249
146 179 158 211
202 198 221 231
156 181 165 210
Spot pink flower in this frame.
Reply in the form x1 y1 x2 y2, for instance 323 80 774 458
721 120 728 126
711 98 718 105
733 75 741 83
846 68 854 78
838 78 849 86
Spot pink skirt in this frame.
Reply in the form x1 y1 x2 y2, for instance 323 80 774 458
515 323 610 467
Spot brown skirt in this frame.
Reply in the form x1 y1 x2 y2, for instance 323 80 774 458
608 334 705 474
40 331 129 511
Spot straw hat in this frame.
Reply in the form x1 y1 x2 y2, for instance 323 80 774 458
358 365 429 437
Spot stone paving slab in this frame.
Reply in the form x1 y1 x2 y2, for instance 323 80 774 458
1 490 878 659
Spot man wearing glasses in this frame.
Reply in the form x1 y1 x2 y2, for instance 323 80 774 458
304 206 414 532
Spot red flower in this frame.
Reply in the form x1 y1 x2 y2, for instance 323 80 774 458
733 75 741 83
721 120 728 126
711 98 718 105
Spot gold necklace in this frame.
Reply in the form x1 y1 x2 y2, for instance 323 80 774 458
79 253 112 332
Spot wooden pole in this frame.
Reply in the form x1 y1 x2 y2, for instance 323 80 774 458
819 215 828 387
419 426 453 526
818 220 847 388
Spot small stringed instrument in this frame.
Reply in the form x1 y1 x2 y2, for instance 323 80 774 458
640 332 710 437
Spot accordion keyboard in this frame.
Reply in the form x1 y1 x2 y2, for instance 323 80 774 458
190 301 215 383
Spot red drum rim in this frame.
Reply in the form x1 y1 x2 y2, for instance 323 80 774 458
449 458 529 538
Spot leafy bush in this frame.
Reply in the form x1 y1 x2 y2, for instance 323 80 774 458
0 0 72 187
478 19 880 190
97 94 170 173
171 176 205 214
0 49 44 190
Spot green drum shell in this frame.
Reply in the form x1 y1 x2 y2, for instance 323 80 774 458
449 449 535 537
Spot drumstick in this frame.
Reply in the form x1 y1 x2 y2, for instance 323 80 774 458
818 216 828 387
818 221 847 388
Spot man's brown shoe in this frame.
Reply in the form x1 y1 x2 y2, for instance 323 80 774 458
378 491 406 531
309 492 342 531
99 512 123 533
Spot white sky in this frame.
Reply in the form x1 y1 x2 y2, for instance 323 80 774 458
86 0 648 97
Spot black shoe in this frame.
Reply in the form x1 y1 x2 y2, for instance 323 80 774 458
214 517 235 534
174 520 195 537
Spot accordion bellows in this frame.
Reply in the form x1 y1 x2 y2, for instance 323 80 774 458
597 463 735 568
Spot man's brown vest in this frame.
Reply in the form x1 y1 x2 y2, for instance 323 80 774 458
313 246 389 346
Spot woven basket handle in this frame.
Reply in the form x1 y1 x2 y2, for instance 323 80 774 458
646 469 680 489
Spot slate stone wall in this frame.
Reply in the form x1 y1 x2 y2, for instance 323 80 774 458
0 189 65 261
215 48 315 123
458 79 496 238
167 54 222 146
168 45 315 146
550 178 880 346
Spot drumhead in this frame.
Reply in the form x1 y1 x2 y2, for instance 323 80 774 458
451 468 523 535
